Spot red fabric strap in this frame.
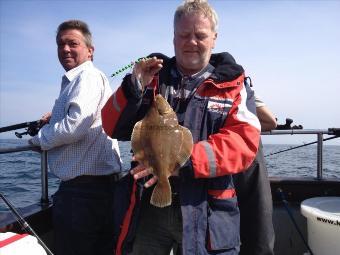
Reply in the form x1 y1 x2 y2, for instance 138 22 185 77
208 188 236 199
115 180 137 255
0 233 29 248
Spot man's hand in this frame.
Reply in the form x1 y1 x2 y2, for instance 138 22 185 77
130 163 158 188
40 112 52 125
131 57 163 90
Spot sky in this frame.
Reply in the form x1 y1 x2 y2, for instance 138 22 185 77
0 0 339 145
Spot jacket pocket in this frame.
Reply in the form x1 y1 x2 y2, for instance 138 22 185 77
206 194 240 251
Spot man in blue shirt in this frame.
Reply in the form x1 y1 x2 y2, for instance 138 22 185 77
30 20 122 255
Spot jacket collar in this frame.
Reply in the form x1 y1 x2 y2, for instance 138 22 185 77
209 52 244 82
148 52 244 83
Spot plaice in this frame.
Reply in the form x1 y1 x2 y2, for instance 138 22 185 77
131 94 193 207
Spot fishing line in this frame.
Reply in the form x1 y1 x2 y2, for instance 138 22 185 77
276 189 314 255
0 193 54 255
264 135 338 157
110 57 149 77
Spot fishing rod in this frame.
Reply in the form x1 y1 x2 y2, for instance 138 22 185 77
0 193 54 255
264 135 339 157
276 188 314 255
0 120 42 138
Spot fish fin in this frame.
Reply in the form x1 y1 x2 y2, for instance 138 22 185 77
150 179 172 208
176 127 194 167
131 121 143 155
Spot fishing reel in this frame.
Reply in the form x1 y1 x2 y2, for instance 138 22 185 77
0 120 43 138
14 120 41 138
276 118 303 130
14 121 42 138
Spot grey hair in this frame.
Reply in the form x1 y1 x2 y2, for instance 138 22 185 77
56 20 93 48
174 0 218 32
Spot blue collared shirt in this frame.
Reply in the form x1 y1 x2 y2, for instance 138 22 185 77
31 61 122 180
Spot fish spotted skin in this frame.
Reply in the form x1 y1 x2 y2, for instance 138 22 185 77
131 95 193 207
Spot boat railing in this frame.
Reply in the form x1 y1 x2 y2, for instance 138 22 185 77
261 128 340 180
0 145 49 204
0 128 339 205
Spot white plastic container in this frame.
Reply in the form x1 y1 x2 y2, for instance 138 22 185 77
0 232 47 255
301 197 340 255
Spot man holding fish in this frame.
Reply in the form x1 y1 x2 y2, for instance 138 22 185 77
102 0 261 254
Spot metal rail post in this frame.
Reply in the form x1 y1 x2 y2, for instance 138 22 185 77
40 150 49 204
316 133 323 180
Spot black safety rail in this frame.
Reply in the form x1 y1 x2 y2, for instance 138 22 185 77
0 145 49 204
261 128 340 180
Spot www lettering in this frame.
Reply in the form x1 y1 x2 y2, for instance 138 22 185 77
316 217 340 226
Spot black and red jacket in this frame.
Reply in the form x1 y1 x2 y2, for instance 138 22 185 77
102 52 261 254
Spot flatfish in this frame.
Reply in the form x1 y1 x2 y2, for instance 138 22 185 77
131 94 193 207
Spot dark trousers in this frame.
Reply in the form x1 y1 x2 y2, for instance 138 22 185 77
233 147 275 255
52 177 117 255
129 189 183 255
129 184 239 255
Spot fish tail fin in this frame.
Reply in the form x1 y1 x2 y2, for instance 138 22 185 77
150 180 172 208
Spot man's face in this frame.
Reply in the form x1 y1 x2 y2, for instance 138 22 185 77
174 12 217 75
57 29 93 71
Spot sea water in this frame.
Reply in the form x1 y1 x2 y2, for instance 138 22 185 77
0 139 339 211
